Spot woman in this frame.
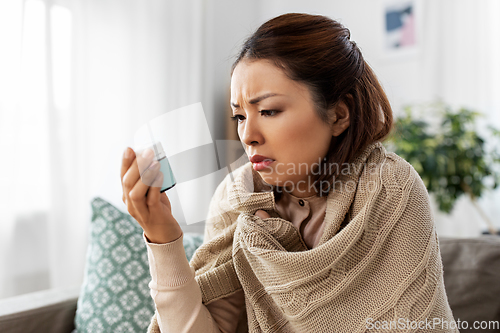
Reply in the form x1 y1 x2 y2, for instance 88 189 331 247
121 13 458 333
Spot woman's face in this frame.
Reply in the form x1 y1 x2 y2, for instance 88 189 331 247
230 59 334 197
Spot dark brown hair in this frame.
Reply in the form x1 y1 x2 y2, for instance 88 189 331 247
232 13 393 196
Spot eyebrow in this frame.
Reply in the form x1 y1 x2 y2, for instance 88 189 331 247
231 93 283 108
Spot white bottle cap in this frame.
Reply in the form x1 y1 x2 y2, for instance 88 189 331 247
151 141 166 160
135 141 166 160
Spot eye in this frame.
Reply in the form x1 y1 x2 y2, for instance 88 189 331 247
230 114 245 123
259 110 279 117
230 110 279 124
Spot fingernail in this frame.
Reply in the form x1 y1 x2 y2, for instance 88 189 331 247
149 160 159 170
142 148 154 159
124 148 131 158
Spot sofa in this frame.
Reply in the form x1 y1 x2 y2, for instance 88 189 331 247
1 198 499 333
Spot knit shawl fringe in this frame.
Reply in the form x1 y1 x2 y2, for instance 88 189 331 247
147 142 457 333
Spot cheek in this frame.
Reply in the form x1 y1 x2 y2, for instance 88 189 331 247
278 119 331 158
270 127 330 181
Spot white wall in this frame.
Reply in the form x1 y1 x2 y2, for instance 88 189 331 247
256 0 432 114
203 1 262 140
180 0 263 233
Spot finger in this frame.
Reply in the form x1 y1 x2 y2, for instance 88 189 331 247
122 148 156 203
122 154 141 204
146 173 170 225
136 148 156 179
129 160 162 217
130 159 161 202
151 169 164 189
159 191 172 211
255 210 271 219
121 147 136 183
140 159 161 188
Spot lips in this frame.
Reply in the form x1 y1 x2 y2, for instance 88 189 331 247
249 155 275 171
250 155 274 163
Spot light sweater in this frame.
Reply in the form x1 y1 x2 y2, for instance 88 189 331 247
146 142 458 332
144 189 328 333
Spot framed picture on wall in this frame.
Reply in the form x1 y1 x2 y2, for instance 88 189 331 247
382 0 421 58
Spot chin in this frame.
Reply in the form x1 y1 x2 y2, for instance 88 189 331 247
256 172 288 189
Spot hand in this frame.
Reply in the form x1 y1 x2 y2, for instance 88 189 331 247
121 147 182 244
255 210 271 219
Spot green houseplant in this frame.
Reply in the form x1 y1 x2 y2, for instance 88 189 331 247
388 102 500 235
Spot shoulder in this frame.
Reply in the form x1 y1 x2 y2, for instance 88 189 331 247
361 146 431 208
351 145 434 235
376 149 436 241
379 150 425 192
375 150 431 217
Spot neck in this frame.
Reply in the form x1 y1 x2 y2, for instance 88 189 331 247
284 179 319 198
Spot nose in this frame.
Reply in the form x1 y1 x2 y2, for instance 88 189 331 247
239 114 263 147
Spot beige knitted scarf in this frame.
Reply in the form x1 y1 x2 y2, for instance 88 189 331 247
147 142 458 332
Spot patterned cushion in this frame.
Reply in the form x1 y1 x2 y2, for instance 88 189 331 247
74 197 204 333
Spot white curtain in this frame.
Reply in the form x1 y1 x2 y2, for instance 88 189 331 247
0 0 207 299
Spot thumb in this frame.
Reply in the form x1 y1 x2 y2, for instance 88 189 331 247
255 210 271 219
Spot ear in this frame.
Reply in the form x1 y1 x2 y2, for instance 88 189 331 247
330 100 350 137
